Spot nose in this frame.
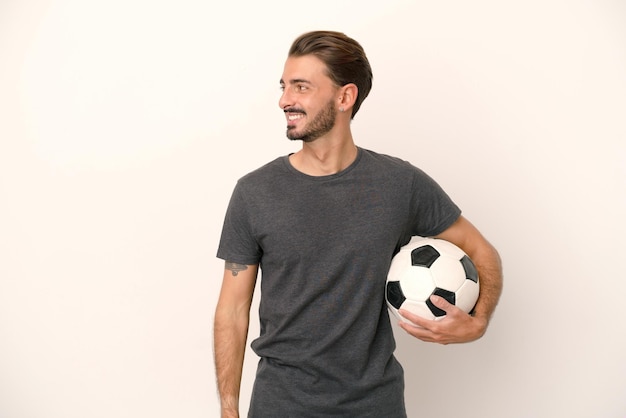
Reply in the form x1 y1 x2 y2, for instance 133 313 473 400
279 87 293 110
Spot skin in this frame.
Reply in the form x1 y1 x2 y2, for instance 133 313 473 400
213 54 503 417
214 263 258 418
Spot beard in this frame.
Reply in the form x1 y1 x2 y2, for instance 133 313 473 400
285 99 336 143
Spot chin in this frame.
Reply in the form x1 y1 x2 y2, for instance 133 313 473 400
287 133 316 143
286 129 306 142
286 126 324 143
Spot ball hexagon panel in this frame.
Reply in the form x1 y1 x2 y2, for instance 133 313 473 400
398 266 436 304
400 299 435 321
429 254 467 291
455 278 480 313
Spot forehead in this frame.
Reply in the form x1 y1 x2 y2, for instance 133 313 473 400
281 55 332 85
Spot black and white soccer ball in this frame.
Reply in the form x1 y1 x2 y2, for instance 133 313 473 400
386 236 480 324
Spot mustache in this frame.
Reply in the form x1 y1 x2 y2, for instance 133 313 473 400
284 107 306 115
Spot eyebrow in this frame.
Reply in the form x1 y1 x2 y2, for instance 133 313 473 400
279 78 312 85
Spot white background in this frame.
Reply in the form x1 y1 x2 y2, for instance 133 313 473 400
1 0 625 417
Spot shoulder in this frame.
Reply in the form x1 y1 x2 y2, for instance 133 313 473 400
358 148 451 198
359 147 427 177
236 156 289 188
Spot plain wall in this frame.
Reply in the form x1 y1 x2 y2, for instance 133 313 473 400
1 0 625 417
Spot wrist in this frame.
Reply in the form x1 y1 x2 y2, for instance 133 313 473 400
221 407 239 418
220 396 239 418
471 313 489 338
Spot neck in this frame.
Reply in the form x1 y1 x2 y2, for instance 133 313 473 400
290 133 358 176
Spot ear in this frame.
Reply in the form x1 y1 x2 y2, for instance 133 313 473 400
337 83 358 114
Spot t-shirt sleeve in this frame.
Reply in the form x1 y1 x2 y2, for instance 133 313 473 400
216 181 262 265
409 166 461 237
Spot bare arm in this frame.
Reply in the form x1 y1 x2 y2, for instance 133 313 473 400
214 261 259 418
399 215 503 344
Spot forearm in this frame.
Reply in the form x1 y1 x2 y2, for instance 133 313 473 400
213 306 250 417
469 239 503 325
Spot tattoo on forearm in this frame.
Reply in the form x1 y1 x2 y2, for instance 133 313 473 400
225 261 248 276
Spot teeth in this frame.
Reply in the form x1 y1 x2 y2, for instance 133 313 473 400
288 114 304 121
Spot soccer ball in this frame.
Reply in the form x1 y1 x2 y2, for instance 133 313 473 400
386 236 479 324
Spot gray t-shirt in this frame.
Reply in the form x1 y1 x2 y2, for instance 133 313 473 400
217 147 461 417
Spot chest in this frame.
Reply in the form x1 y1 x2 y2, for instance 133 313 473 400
251 179 411 263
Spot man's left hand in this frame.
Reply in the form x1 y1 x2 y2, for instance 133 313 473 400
398 295 488 344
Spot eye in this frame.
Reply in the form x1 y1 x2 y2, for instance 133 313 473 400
296 84 308 92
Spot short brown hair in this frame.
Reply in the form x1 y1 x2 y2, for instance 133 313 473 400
288 30 373 119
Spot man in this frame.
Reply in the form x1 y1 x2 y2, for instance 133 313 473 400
214 30 502 418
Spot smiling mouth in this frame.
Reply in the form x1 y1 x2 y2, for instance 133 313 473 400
287 113 304 121
284 108 306 122
285 110 305 126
